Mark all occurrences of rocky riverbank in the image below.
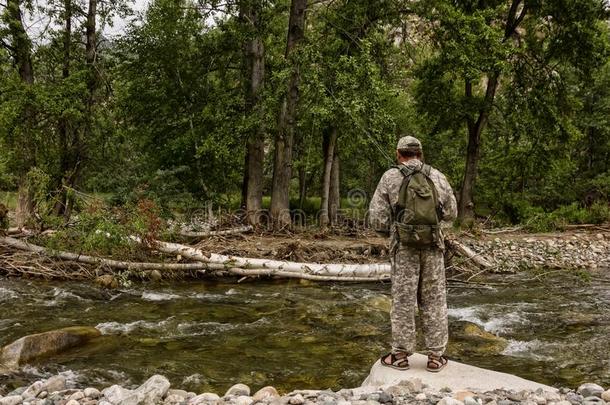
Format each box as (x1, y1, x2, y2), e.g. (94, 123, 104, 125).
(461, 231, 610, 272)
(2, 373, 610, 405)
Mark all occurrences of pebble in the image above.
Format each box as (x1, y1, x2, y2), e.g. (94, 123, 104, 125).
(0, 396, 24, 405)
(253, 386, 280, 402)
(4, 371, 609, 405)
(234, 395, 254, 405)
(164, 394, 186, 404)
(84, 387, 101, 398)
(289, 394, 305, 405)
(583, 397, 606, 405)
(226, 384, 251, 397)
(579, 384, 605, 399)
(22, 381, 44, 399)
(68, 391, 85, 401)
(438, 397, 465, 405)
(43, 376, 66, 394)
(166, 389, 188, 397)
(454, 391, 476, 401)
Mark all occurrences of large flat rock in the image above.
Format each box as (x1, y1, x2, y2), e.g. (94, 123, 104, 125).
(0, 326, 101, 369)
(359, 354, 556, 393)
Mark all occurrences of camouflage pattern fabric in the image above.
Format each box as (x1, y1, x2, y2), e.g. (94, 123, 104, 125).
(369, 158, 457, 357)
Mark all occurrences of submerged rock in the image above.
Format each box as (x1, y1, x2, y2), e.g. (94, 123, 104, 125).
(96, 275, 119, 289)
(0, 326, 101, 368)
(449, 321, 508, 355)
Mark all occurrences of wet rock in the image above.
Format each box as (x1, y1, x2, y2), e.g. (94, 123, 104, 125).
(253, 387, 279, 402)
(579, 384, 605, 399)
(96, 275, 119, 289)
(449, 322, 508, 355)
(0, 327, 101, 368)
(225, 384, 250, 397)
(0, 396, 23, 405)
(84, 388, 101, 399)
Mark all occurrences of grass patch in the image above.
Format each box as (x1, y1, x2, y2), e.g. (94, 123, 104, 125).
(0, 191, 17, 211)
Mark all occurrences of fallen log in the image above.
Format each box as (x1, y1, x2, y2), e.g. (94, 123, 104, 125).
(446, 239, 494, 270)
(0, 236, 209, 271)
(225, 268, 389, 282)
(180, 225, 253, 238)
(150, 238, 392, 278)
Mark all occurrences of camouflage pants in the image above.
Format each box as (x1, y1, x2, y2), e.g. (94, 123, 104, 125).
(390, 245, 448, 357)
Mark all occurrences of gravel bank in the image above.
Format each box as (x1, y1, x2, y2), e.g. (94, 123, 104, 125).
(2, 373, 610, 405)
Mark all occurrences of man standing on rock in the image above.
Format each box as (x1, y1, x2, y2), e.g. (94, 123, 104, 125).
(368, 135, 457, 372)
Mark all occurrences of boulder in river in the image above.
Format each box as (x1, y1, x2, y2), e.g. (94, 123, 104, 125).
(0, 326, 101, 368)
(448, 321, 508, 355)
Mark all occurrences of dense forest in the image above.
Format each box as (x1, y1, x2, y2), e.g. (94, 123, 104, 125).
(1, 0, 610, 231)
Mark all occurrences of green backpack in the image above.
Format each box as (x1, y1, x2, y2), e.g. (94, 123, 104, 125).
(394, 164, 442, 248)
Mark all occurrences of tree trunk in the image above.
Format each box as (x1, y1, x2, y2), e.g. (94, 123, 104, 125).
(458, 73, 499, 221)
(6, 0, 35, 228)
(298, 164, 307, 210)
(319, 127, 337, 227)
(458, 1, 526, 221)
(240, 0, 266, 225)
(270, 0, 307, 229)
(54, 0, 73, 217)
(329, 143, 340, 225)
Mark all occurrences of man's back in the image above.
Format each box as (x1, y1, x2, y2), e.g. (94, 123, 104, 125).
(369, 159, 457, 237)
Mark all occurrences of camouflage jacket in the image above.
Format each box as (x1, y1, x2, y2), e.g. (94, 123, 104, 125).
(368, 159, 457, 238)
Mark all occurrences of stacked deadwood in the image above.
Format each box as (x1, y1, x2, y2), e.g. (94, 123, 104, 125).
(0, 227, 493, 282)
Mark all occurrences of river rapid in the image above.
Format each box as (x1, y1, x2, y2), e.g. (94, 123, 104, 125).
(1, 271, 609, 394)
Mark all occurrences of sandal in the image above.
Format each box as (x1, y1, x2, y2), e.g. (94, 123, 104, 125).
(426, 354, 448, 372)
(380, 351, 410, 370)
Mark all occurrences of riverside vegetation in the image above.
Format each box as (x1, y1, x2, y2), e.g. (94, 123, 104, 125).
(2, 0, 610, 403)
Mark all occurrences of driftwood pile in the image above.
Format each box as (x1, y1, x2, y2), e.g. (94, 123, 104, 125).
(0, 227, 492, 283)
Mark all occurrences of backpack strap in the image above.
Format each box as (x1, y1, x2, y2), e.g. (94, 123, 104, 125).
(394, 164, 415, 178)
(421, 164, 432, 177)
(419, 164, 443, 220)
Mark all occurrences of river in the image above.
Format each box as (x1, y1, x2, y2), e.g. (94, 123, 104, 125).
(1, 271, 609, 394)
